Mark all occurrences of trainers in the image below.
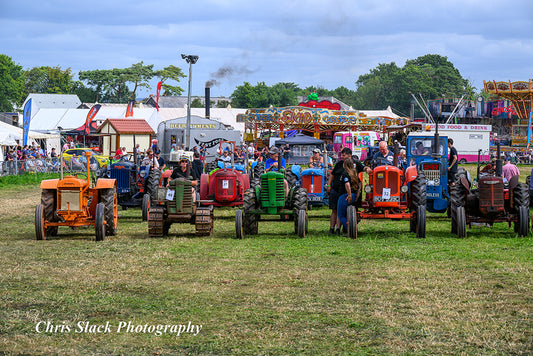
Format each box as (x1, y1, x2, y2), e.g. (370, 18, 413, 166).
(328, 227, 335, 235)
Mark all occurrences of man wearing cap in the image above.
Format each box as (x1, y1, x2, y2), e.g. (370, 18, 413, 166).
(155, 151, 166, 170)
(502, 156, 519, 182)
(265, 146, 286, 172)
(309, 148, 324, 168)
(265, 146, 289, 195)
(448, 139, 458, 184)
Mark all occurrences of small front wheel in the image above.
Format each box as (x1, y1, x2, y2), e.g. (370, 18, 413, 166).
(347, 205, 358, 239)
(235, 209, 244, 239)
(95, 203, 105, 241)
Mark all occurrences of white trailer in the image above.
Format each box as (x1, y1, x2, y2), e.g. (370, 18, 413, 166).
(409, 124, 491, 163)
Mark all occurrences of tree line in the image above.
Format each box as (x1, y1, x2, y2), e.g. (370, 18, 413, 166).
(0, 53, 476, 116)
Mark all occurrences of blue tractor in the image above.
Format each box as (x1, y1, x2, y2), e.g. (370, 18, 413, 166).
(105, 158, 160, 221)
(406, 134, 449, 213)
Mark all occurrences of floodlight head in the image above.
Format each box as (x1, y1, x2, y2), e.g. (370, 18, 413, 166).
(181, 54, 187, 60)
(181, 54, 199, 64)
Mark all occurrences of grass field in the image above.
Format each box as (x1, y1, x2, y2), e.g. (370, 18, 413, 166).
(0, 168, 532, 354)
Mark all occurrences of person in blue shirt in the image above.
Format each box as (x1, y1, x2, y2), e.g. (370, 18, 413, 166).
(265, 146, 288, 195)
(372, 141, 394, 167)
(265, 146, 286, 172)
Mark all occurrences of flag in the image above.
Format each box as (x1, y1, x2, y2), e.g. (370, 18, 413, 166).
(126, 100, 135, 117)
(156, 81, 162, 111)
(85, 104, 101, 135)
(22, 99, 32, 146)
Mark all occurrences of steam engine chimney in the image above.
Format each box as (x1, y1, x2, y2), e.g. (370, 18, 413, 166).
(205, 87, 210, 120)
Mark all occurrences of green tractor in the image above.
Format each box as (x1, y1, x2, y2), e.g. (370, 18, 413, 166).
(148, 178, 214, 237)
(235, 170, 308, 238)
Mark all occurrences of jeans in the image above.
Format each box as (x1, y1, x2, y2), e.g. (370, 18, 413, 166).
(337, 193, 356, 229)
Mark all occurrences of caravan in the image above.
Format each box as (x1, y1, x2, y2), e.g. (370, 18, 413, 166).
(332, 131, 381, 160)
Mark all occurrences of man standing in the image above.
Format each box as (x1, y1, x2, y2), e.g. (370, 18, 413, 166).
(448, 138, 458, 184)
(155, 151, 166, 170)
(192, 152, 203, 180)
(283, 144, 291, 165)
(502, 157, 520, 181)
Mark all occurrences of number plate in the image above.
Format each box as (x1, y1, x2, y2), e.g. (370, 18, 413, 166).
(382, 188, 391, 200)
(308, 195, 322, 202)
(166, 189, 175, 201)
(222, 180, 229, 189)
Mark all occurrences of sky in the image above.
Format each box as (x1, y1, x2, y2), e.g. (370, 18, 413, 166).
(1, 0, 533, 100)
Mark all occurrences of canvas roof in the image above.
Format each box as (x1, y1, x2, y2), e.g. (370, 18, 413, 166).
(98, 119, 154, 134)
(275, 133, 324, 146)
(0, 121, 57, 142)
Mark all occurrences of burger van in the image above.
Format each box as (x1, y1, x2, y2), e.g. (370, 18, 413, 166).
(408, 124, 491, 163)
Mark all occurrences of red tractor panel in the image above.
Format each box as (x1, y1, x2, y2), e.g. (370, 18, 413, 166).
(302, 174, 323, 194)
(199, 169, 249, 207)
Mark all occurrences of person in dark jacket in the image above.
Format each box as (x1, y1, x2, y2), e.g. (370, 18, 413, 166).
(191, 152, 203, 181)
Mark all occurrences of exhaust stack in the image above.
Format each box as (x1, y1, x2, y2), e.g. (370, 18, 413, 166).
(205, 87, 210, 120)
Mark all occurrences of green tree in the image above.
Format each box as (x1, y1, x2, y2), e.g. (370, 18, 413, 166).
(0, 54, 25, 111)
(71, 81, 98, 103)
(216, 100, 230, 108)
(155, 65, 186, 96)
(121, 61, 155, 100)
(78, 69, 112, 102)
(23, 66, 74, 95)
(191, 97, 204, 108)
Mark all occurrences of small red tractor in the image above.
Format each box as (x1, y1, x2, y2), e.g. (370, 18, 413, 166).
(199, 141, 250, 207)
(35, 151, 118, 241)
(348, 161, 427, 238)
(450, 147, 530, 237)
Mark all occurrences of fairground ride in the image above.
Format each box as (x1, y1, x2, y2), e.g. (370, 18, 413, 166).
(484, 80, 533, 147)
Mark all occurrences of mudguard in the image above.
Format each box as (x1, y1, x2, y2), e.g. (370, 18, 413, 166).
(40, 179, 59, 189)
(95, 178, 117, 189)
(290, 165, 302, 179)
(405, 165, 418, 184)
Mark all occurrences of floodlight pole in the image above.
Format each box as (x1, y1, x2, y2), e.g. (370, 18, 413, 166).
(181, 54, 199, 150)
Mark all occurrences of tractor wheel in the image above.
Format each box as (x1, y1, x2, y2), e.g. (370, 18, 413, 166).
(101, 188, 117, 236)
(243, 188, 258, 235)
(517, 206, 529, 237)
(41, 189, 58, 236)
(292, 187, 308, 211)
(456, 206, 467, 238)
(285, 170, 299, 188)
(450, 181, 466, 209)
(250, 177, 261, 189)
(296, 210, 307, 238)
(410, 172, 426, 209)
(35, 204, 45, 240)
(235, 209, 244, 239)
(347, 205, 358, 239)
(145, 169, 161, 199)
(512, 183, 529, 212)
(142, 194, 150, 222)
(252, 161, 265, 179)
(416, 205, 426, 238)
(527, 175, 533, 207)
(451, 207, 457, 234)
(95, 202, 105, 241)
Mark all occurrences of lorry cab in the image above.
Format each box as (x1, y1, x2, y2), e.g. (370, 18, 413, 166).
(333, 131, 381, 160)
(406, 135, 449, 213)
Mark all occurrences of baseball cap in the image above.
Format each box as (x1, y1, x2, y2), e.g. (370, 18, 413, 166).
(313, 148, 321, 154)
(269, 146, 280, 155)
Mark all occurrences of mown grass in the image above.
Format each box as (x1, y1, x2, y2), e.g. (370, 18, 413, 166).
(0, 178, 532, 355)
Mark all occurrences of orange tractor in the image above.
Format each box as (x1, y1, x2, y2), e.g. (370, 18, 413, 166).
(35, 151, 118, 241)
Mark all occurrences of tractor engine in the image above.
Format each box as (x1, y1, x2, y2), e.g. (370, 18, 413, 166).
(260, 171, 286, 214)
(477, 175, 505, 215)
(369, 166, 403, 207)
(211, 170, 239, 203)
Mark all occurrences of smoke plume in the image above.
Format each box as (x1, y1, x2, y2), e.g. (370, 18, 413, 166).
(205, 65, 254, 87)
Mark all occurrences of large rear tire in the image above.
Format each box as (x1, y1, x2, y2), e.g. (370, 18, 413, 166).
(235, 209, 244, 239)
(285, 170, 299, 188)
(41, 189, 58, 236)
(35, 204, 45, 240)
(145, 168, 161, 199)
(101, 188, 118, 236)
(95, 203, 105, 241)
(456, 206, 467, 238)
(142, 193, 150, 222)
(411, 172, 427, 209)
(291, 187, 308, 211)
(347, 205, 357, 239)
(513, 183, 529, 211)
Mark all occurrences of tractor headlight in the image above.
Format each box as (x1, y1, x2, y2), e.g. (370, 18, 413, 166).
(364, 185, 372, 193)
(434, 178, 440, 185)
(400, 185, 409, 193)
(139, 170, 147, 178)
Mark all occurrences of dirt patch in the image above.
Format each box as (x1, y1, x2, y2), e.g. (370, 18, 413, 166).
(0, 186, 41, 219)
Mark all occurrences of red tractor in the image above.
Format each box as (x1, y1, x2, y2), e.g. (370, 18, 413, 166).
(199, 141, 250, 207)
(347, 163, 427, 238)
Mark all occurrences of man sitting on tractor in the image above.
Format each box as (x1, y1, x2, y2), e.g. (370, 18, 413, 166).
(372, 141, 394, 167)
(170, 156, 198, 201)
(265, 146, 289, 196)
(309, 148, 324, 168)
